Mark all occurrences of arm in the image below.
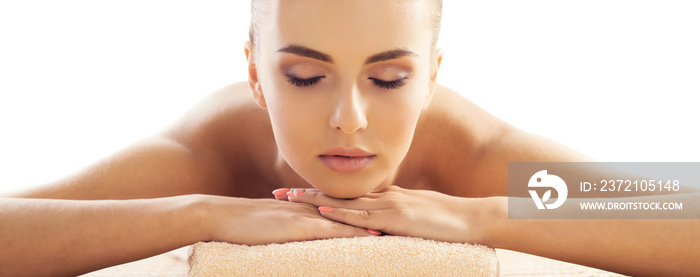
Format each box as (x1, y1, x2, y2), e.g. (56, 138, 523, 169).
(472, 118, 700, 275)
(0, 194, 375, 276)
(0, 195, 204, 277)
(0, 85, 242, 274)
(485, 194, 700, 277)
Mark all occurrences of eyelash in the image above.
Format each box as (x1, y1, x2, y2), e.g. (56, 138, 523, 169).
(286, 75, 325, 87)
(369, 77, 407, 90)
(285, 74, 408, 90)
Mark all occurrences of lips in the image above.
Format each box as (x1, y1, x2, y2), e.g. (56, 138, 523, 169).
(321, 147, 373, 157)
(319, 147, 376, 173)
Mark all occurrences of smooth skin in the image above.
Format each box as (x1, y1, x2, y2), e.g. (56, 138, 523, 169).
(2, 0, 699, 276)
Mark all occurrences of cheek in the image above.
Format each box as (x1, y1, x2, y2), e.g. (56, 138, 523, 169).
(371, 92, 424, 159)
(377, 114, 414, 145)
(265, 89, 325, 163)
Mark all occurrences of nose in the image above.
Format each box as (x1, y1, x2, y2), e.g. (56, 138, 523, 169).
(328, 85, 368, 134)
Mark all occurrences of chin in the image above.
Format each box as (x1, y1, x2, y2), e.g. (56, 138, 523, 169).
(294, 160, 390, 198)
(308, 177, 381, 199)
(319, 188, 368, 199)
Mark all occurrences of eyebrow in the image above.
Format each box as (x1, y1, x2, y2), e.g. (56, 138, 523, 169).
(277, 45, 333, 63)
(364, 49, 417, 64)
(276, 45, 417, 65)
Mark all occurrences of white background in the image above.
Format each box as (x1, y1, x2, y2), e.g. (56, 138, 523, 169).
(1, 1, 698, 195)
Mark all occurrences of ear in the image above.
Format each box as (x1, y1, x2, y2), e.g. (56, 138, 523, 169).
(245, 41, 267, 109)
(424, 48, 444, 111)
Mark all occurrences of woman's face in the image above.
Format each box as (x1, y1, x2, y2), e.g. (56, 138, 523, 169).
(248, 0, 441, 198)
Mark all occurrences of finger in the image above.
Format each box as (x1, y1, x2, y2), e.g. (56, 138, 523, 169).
(315, 219, 381, 239)
(367, 229, 383, 235)
(272, 188, 291, 201)
(284, 188, 307, 201)
(317, 206, 387, 232)
(287, 188, 380, 209)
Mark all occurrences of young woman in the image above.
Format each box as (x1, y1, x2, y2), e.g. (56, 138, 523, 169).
(1, 0, 697, 276)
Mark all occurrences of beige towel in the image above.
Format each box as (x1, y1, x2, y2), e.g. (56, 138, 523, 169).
(188, 236, 499, 276)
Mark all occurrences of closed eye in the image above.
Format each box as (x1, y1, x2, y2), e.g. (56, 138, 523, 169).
(369, 77, 407, 89)
(286, 74, 325, 87)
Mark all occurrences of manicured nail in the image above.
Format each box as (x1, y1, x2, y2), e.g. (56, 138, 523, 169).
(319, 206, 334, 212)
(367, 229, 382, 236)
(287, 189, 305, 197)
(272, 188, 290, 197)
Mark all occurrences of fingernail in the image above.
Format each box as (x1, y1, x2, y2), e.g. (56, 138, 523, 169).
(367, 229, 382, 236)
(272, 188, 290, 197)
(319, 206, 334, 213)
(287, 189, 305, 197)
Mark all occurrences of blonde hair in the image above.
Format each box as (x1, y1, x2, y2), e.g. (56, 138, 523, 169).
(248, 0, 443, 53)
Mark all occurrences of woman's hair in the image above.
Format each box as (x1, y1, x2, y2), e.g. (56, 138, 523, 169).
(248, 0, 443, 53)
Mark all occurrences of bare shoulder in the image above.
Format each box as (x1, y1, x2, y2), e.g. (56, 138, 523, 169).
(165, 82, 271, 152)
(15, 82, 272, 200)
(410, 84, 592, 197)
(406, 84, 511, 196)
(420, 84, 510, 150)
(163, 82, 276, 197)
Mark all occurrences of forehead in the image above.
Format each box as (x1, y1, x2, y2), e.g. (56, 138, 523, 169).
(259, 0, 433, 61)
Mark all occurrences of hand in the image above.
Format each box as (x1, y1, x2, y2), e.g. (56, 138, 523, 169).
(272, 186, 492, 244)
(195, 194, 377, 245)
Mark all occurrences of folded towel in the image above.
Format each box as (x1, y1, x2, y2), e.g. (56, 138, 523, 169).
(188, 236, 498, 276)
